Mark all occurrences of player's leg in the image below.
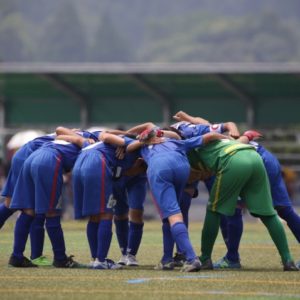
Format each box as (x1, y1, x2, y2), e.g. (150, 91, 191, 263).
(87, 215, 100, 265)
(9, 209, 37, 267)
(242, 151, 298, 271)
(126, 176, 146, 266)
(0, 197, 15, 229)
(214, 207, 243, 269)
(276, 206, 300, 243)
(30, 214, 51, 266)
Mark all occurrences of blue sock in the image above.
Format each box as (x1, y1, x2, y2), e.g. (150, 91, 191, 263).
(114, 219, 129, 255)
(0, 204, 15, 229)
(86, 221, 99, 259)
(45, 216, 66, 261)
(13, 213, 34, 259)
(97, 219, 113, 262)
(220, 214, 229, 246)
(162, 220, 174, 263)
(127, 221, 144, 256)
(30, 214, 46, 259)
(277, 206, 300, 243)
(170, 222, 196, 263)
(225, 208, 243, 262)
(180, 192, 192, 228)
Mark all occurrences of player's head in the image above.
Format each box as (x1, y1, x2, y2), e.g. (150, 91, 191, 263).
(137, 127, 163, 143)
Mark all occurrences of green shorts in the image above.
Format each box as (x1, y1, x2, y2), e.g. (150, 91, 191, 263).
(207, 149, 276, 216)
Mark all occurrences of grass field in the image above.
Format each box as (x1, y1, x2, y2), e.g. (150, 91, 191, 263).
(0, 219, 300, 300)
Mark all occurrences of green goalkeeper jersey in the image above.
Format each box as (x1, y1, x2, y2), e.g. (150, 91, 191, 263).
(188, 139, 254, 172)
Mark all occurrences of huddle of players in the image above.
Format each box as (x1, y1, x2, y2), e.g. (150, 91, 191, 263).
(0, 111, 299, 271)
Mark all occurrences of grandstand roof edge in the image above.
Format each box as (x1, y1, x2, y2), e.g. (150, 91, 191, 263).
(1, 62, 300, 74)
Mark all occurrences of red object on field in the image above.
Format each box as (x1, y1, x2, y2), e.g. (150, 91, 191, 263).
(242, 130, 263, 141)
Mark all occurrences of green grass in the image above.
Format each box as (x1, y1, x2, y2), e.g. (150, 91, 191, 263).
(0, 220, 300, 300)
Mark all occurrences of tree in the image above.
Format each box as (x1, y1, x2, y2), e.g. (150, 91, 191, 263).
(38, 0, 87, 62)
(89, 13, 133, 62)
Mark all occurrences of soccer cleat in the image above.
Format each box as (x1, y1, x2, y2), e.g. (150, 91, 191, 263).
(199, 257, 214, 270)
(53, 255, 86, 268)
(31, 256, 52, 267)
(9, 255, 38, 268)
(173, 252, 186, 267)
(180, 257, 201, 272)
(126, 254, 139, 266)
(93, 258, 123, 270)
(213, 256, 241, 269)
(117, 255, 128, 266)
(154, 260, 175, 271)
(283, 260, 299, 271)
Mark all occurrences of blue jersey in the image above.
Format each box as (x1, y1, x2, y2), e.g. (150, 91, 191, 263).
(73, 136, 132, 218)
(139, 136, 204, 219)
(140, 136, 204, 165)
(171, 121, 224, 139)
(1, 133, 56, 197)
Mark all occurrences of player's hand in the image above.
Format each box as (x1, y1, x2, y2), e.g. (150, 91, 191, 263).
(173, 111, 186, 121)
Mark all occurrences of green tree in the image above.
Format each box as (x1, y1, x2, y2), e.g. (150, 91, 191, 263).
(39, 0, 87, 62)
(89, 13, 133, 62)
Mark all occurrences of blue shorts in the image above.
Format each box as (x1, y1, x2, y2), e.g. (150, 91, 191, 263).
(10, 148, 63, 214)
(113, 174, 147, 216)
(1, 145, 34, 197)
(147, 153, 190, 219)
(73, 150, 113, 219)
(261, 150, 292, 207)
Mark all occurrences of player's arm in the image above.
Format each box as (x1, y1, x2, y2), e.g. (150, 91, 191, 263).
(173, 111, 210, 125)
(222, 122, 240, 139)
(56, 126, 79, 136)
(55, 134, 94, 147)
(202, 132, 231, 144)
(126, 122, 156, 135)
(99, 132, 127, 146)
(126, 140, 143, 152)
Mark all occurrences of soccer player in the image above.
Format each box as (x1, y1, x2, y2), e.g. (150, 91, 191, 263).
(126, 123, 228, 271)
(113, 171, 147, 266)
(8, 133, 94, 268)
(165, 112, 240, 267)
(0, 132, 56, 266)
(72, 132, 135, 269)
(188, 136, 298, 271)
(214, 130, 300, 269)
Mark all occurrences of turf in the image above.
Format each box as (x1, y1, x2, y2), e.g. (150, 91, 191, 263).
(0, 219, 300, 300)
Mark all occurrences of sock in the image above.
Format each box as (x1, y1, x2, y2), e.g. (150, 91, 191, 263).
(200, 210, 220, 262)
(45, 216, 66, 261)
(114, 219, 129, 255)
(97, 219, 113, 262)
(127, 221, 144, 256)
(260, 214, 292, 263)
(276, 206, 300, 243)
(30, 214, 46, 259)
(170, 222, 196, 263)
(0, 204, 15, 229)
(180, 192, 192, 228)
(220, 214, 228, 245)
(86, 221, 99, 259)
(161, 220, 174, 263)
(13, 212, 34, 259)
(225, 208, 243, 262)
